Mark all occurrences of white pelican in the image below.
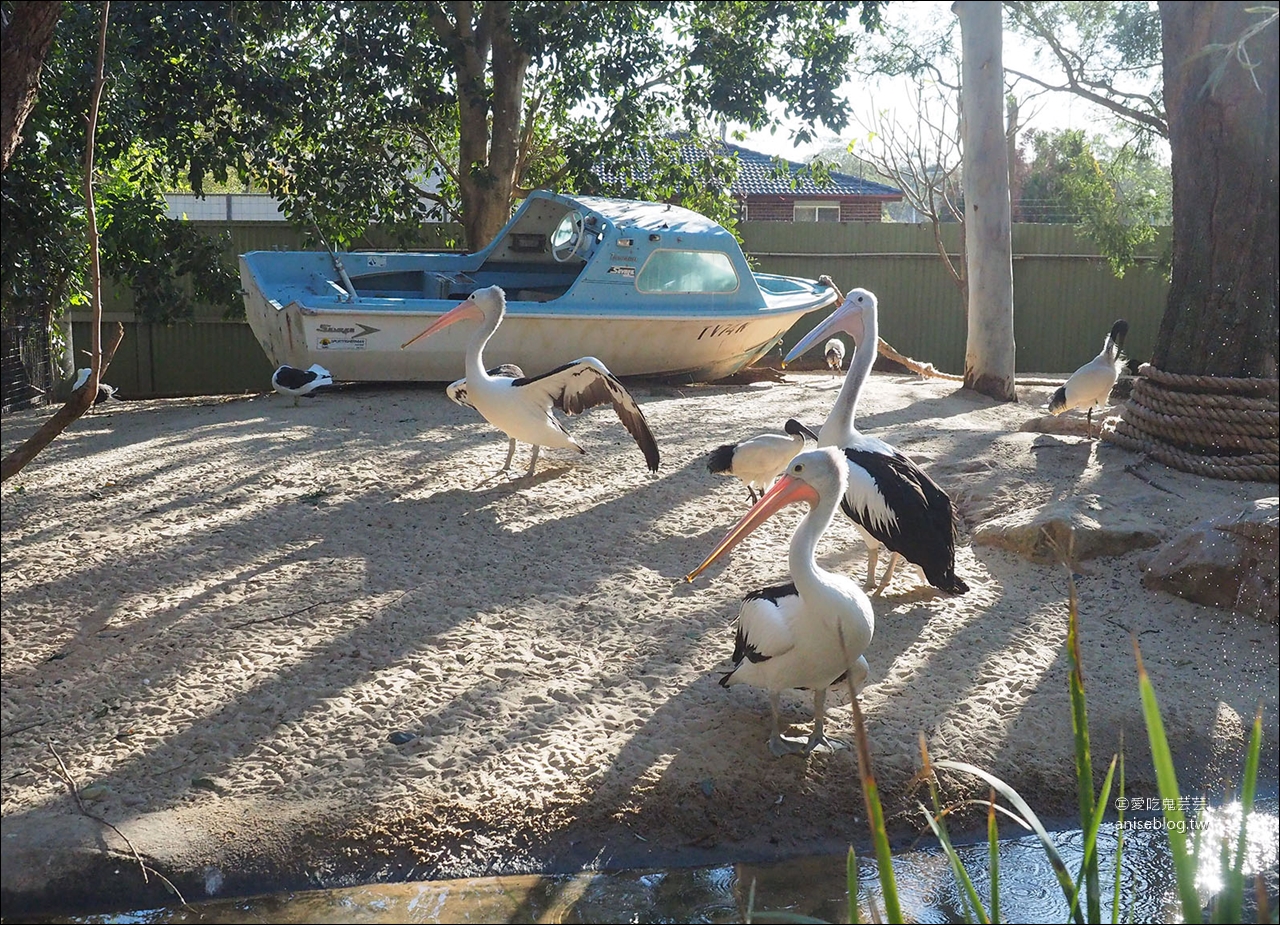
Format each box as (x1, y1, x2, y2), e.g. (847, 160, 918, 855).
(271, 364, 333, 405)
(824, 338, 846, 374)
(687, 447, 874, 757)
(785, 289, 968, 596)
(1049, 319, 1129, 433)
(445, 364, 525, 410)
(707, 419, 808, 505)
(402, 286, 659, 478)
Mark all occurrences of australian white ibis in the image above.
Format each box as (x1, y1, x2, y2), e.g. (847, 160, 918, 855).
(402, 285, 659, 479)
(785, 288, 968, 596)
(687, 447, 874, 757)
(824, 338, 846, 374)
(72, 368, 121, 406)
(271, 364, 333, 405)
(707, 419, 808, 504)
(1048, 319, 1129, 433)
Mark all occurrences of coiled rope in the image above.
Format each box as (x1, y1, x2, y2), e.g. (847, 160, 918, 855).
(1102, 363, 1279, 482)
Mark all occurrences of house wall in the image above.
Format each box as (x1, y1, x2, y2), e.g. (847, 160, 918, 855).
(61, 220, 1169, 397)
(742, 198, 887, 222)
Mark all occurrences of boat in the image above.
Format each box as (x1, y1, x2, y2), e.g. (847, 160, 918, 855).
(240, 190, 837, 382)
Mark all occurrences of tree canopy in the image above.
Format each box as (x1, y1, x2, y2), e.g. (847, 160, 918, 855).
(2, 0, 888, 339)
(1013, 127, 1169, 274)
(1004, 1, 1166, 141)
(233, 1, 887, 249)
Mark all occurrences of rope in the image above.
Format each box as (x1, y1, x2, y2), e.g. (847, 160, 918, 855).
(1102, 363, 1279, 483)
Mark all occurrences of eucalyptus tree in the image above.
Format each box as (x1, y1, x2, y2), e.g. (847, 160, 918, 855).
(1154, 1, 1277, 378)
(955, 0, 1015, 401)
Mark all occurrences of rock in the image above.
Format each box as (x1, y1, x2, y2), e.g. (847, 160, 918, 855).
(190, 775, 231, 795)
(1019, 414, 1106, 437)
(1141, 497, 1278, 621)
(78, 784, 109, 802)
(972, 494, 1164, 563)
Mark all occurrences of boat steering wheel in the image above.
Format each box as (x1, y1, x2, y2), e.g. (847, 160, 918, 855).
(551, 210, 590, 263)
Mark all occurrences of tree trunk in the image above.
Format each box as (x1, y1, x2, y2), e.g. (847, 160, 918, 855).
(0, 0, 62, 173)
(1153, 2, 1278, 378)
(955, 1, 1017, 401)
(441, 0, 528, 250)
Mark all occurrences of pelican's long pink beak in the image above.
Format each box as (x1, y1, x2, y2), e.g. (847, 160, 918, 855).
(685, 473, 820, 582)
(784, 302, 867, 365)
(400, 300, 485, 349)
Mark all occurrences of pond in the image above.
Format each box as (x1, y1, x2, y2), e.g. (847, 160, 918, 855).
(24, 800, 1278, 925)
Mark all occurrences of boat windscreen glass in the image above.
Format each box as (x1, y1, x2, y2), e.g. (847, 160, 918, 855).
(635, 250, 739, 294)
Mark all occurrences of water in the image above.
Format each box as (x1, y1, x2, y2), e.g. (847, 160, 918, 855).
(20, 801, 1278, 924)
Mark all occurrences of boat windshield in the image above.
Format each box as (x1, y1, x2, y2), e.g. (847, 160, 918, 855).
(635, 249, 739, 294)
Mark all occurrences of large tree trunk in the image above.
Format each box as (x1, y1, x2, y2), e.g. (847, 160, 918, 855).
(435, 0, 527, 250)
(1153, 2, 1278, 378)
(955, 0, 1017, 401)
(0, 0, 62, 173)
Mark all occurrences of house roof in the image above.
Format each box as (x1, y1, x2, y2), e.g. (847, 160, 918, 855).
(713, 141, 903, 199)
(593, 137, 904, 201)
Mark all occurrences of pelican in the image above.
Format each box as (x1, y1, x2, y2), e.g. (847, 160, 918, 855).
(824, 338, 846, 374)
(402, 286, 659, 478)
(445, 364, 525, 410)
(271, 364, 333, 406)
(785, 288, 968, 596)
(1049, 319, 1129, 434)
(687, 447, 874, 757)
(707, 419, 808, 505)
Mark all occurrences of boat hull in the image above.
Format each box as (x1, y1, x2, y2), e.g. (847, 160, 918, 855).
(242, 277, 820, 382)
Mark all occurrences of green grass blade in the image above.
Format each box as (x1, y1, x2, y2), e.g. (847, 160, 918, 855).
(918, 800, 989, 924)
(988, 791, 1000, 925)
(849, 691, 902, 923)
(916, 735, 986, 923)
(848, 846, 860, 925)
(1133, 641, 1200, 924)
(1112, 751, 1125, 924)
(1068, 754, 1119, 922)
(1219, 704, 1264, 924)
(934, 758, 1084, 924)
(1066, 577, 1101, 923)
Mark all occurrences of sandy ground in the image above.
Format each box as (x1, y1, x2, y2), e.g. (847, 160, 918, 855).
(2, 370, 1277, 916)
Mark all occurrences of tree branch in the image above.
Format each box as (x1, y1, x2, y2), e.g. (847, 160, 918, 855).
(1005, 67, 1168, 137)
(1, 324, 124, 482)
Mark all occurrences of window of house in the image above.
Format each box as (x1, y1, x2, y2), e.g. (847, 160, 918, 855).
(794, 201, 841, 222)
(636, 250, 739, 294)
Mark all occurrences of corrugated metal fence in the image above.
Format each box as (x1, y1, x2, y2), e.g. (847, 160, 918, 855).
(744, 222, 1168, 375)
(72, 220, 1168, 397)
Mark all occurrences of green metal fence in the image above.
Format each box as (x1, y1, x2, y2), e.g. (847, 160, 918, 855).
(72, 220, 1168, 397)
(743, 222, 1168, 375)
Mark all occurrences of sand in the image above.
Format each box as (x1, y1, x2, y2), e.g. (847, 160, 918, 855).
(2, 371, 1276, 915)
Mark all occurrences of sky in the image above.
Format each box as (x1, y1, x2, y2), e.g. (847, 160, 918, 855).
(733, 1, 1162, 164)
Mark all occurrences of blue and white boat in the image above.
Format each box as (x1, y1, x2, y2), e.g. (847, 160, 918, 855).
(240, 190, 837, 382)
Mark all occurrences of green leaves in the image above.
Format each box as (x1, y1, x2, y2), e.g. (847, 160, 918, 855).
(1014, 128, 1168, 276)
